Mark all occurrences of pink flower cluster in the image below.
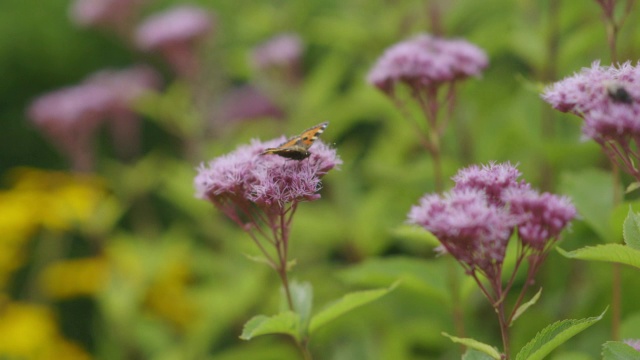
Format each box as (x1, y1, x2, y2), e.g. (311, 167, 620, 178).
(542, 61, 640, 180)
(195, 137, 341, 212)
(28, 66, 160, 170)
(408, 162, 576, 276)
(367, 34, 488, 94)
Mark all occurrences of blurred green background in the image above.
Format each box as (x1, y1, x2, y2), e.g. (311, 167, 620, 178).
(1, 0, 640, 359)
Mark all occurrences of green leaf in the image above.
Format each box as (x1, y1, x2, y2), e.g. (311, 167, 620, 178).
(627, 182, 640, 194)
(463, 349, 500, 360)
(511, 288, 542, 325)
(240, 311, 301, 341)
(557, 244, 640, 269)
(391, 224, 441, 247)
(288, 281, 313, 334)
(515, 309, 607, 360)
(560, 169, 615, 242)
(338, 257, 450, 304)
(624, 207, 640, 250)
(308, 284, 396, 334)
(602, 341, 640, 360)
(442, 333, 501, 359)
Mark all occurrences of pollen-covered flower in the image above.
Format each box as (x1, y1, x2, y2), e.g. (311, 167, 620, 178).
(367, 33, 488, 94)
(542, 61, 640, 180)
(135, 6, 214, 76)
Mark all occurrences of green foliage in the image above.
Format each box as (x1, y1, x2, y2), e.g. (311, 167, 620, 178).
(515, 309, 607, 360)
(601, 342, 640, 360)
(558, 245, 640, 269)
(624, 207, 640, 250)
(442, 333, 501, 359)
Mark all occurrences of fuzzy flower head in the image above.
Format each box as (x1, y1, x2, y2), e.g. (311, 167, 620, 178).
(453, 162, 529, 206)
(195, 137, 340, 216)
(542, 61, 640, 143)
(367, 33, 488, 94)
(135, 6, 214, 76)
(70, 0, 145, 30)
(251, 33, 303, 71)
(503, 189, 577, 250)
(408, 162, 576, 275)
(408, 188, 517, 275)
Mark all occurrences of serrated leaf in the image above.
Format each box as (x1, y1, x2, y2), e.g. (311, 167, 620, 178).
(463, 349, 499, 360)
(442, 333, 501, 359)
(511, 288, 542, 325)
(557, 245, 640, 269)
(602, 341, 640, 360)
(240, 311, 301, 341)
(624, 207, 640, 250)
(515, 309, 607, 360)
(308, 285, 395, 334)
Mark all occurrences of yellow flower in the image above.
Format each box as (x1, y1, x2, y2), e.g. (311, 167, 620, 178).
(0, 302, 91, 360)
(39, 257, 109, 299)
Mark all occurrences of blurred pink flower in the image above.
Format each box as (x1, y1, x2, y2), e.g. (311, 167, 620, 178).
(27, 65, 161, 168)
(367, 34, 488, 94)
(70, 0, 145, 30)
(251, 33, 303, 70)
(135, 5, 214, 77)
(624, 339, 640, 351)
(215, 85, 284, 123)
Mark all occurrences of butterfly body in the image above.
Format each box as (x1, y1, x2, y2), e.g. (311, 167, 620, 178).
(605, 81, 633, 104)
(261, 122, 328, 160)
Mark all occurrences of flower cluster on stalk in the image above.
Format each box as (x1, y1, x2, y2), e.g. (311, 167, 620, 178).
(408, 162, 576, 287)
(194, 137, 341, 269)
(542, 61, 640, 181)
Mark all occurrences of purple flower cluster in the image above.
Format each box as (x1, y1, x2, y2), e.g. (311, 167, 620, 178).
(135, 6, 214, 76)
(195, 137, 341, 214)
(542, 61, 640, 180)
(251, 33, 303, 71)
(367, 34, 488, 94)
(28, 66, 160, 170)
(70, 0, 145, 30)
(408, 162, 576, 276)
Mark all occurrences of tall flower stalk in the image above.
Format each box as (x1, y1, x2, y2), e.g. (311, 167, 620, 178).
(367, 33, 488, 192)
(194, 136, 340, 357)
(408, 162, 576, 358)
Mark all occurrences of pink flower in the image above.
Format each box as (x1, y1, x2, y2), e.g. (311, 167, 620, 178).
(195, 137, 341, 208)
(70, 0, 145, 30)
(27, 65, 161, 168)
(251, 33, 303, 70)
(408, 162, 575, 277)
(367, 34, 488, 94)
(215, 85, 284, 123)
(135, 6, 214, 76)
(542, 61, 640, 180)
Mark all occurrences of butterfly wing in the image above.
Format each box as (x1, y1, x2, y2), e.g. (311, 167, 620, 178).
(261, 122, 328, 160)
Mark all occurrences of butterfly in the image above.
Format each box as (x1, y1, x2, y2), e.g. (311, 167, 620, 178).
(261, 122, 329, 160)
